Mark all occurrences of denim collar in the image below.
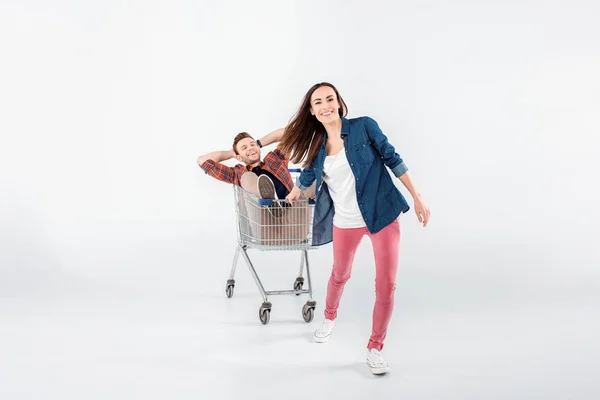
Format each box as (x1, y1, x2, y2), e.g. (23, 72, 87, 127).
(341, 116, 350, 137)
(322, 117, 351, 143)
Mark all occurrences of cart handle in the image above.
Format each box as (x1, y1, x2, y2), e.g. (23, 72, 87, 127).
(255, 168, 314, 205)
(258, 198, 315, 206)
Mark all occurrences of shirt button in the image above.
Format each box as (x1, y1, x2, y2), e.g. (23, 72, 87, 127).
(355, 177, 358, 180)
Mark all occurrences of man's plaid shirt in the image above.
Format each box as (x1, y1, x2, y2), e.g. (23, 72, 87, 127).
(199, 148, 294, 192)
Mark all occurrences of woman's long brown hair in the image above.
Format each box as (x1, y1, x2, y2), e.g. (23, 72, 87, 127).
(279, 82, 348, 167)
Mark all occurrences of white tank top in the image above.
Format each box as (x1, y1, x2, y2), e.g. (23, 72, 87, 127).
(322, 149, 366, 228)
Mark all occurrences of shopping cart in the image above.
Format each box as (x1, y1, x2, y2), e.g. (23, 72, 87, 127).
(225, 169, 317, 325)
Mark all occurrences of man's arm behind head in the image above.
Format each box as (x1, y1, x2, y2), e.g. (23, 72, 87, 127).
(197, 148, 243, 185)
(197, 149, 236, 166)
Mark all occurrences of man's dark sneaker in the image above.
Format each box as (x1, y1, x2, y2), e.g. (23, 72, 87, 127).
(257, 175, 282, 218)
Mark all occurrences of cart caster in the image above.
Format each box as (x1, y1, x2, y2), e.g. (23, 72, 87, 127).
(225, 279, 235, 298)
(259, 302, 272, 325)
(293, 277, 304, 295)
(302, 300, 316, 323)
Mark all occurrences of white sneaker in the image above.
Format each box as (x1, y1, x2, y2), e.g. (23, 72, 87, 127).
(366, 349, 390, 375)
(313, 319, 335, 343)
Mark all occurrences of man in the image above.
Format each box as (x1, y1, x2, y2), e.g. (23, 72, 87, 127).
(197, 129, 293, 207)
(197, 129, 315, 245)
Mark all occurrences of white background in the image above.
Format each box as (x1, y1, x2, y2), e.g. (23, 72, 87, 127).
(1, 1, 599, 399)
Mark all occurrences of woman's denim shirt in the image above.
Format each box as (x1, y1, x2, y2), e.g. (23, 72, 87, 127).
(296, 116, 411, 246)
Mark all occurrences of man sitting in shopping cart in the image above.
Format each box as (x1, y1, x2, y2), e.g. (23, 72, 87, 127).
(196, 129, 315, 245)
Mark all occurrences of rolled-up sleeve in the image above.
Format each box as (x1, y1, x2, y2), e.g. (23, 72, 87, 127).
(200, 159, 239, 184)
(296, 164, 316, 190)
(364, 117, 408, 177)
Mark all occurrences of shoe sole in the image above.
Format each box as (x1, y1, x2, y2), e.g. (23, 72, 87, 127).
(257, 175, 276, 199)
(313, 335, 330, 343)
(257, 176, 283, 218)
(369, 366, 390, 375)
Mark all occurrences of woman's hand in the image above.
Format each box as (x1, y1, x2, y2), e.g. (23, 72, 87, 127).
(414, 196, 430, 227)
(397, 173, 430, 227)
(286, 185, 302, 204)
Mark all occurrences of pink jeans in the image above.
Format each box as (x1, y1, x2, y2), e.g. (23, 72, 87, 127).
(324, 219, 400, 351)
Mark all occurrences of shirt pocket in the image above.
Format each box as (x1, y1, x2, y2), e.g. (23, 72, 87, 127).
(353, 140, 376, 164)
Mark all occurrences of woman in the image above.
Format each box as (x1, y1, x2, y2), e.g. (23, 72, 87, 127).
(279, 82, 430, 375)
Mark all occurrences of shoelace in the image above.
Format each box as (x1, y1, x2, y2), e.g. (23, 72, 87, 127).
(316, 321, 331, 334)
(369, 352, 387, 367)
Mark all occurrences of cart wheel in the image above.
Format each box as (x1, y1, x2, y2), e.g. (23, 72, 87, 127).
(293, 277, 304, 295)
(259, 302, 272, 325)
(225, 279, 235, 298)
(302, 303, 314, 323)
(259, 309, 270, 325)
